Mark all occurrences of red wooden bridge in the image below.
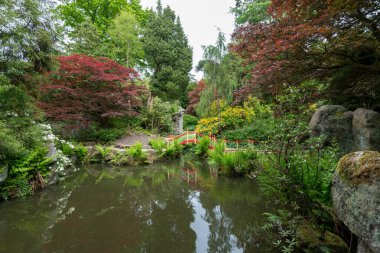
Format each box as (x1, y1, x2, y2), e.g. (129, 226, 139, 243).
(166, 131, 258, 150)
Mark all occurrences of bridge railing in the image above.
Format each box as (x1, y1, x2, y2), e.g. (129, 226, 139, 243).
(166, 131, 258, 150)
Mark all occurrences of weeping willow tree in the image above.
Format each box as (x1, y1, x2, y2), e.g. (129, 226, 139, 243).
(196, 31, 241, 132)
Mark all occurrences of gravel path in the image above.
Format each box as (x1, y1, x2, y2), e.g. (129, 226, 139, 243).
(115, 132, 158, 149)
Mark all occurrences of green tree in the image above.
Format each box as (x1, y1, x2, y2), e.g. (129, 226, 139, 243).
(0, 0, 57, 166)
(108, 11, 144, 68)
(143, 1, 193, 106)
(64, 3, 145, 68)
(58, 0, 147, 32)
(231, 0, 271, 25)
(67, 21, 109, 57)
(196, 31, 241, 130)
(0, 0, 58, 80)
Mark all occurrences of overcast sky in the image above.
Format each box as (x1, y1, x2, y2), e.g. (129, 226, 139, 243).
(140, 0, 236, 80)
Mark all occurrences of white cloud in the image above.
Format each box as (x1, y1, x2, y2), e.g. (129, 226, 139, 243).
(140, 0, 236, 80)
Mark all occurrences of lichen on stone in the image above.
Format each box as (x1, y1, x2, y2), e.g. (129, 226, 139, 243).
(336, 151, 380, 185)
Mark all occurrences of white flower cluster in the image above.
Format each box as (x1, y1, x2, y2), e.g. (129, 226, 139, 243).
(40, 123, 58, 142)
(60, 139, 75, 149)
(4, 111, 19, 117)
(39, 123, 77, 176)
(51, 150, 72, 176)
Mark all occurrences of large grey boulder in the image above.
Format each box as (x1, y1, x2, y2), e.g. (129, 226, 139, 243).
(353, 108, 380, 151)
(0, 166, 8, 183)
(332, 151, 380, 253)
(310, 105, 354, 153)
(310, 106, 380, 153)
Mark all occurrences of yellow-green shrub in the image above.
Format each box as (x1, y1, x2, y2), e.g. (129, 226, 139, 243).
(196, 105, 255, 135)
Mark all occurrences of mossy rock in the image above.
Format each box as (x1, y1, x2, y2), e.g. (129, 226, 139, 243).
(332, 151, 380, 253)
(297, 222, 348, 253)
(336, 151, 380, 185)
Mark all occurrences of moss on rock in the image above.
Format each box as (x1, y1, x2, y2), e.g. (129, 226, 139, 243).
(296, 222, 348, 253)
(336, 151, 380, 185)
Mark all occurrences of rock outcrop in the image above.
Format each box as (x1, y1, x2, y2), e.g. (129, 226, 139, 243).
(332, 151, 380, 253)
(353, 109, 380, 151)
(310, 106, 380, 153)
(310, 105, 354, 153)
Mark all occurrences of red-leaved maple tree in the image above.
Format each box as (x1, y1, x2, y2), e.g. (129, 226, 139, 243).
(39, 54, 147, 127)
(232, 0, 380, 109)
(186, 80, 207, 115)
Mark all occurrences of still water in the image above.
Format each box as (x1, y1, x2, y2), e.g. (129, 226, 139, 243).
(0, 155, 271, 253)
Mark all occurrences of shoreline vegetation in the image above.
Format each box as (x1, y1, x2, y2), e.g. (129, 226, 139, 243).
(1, 0, 379, 252)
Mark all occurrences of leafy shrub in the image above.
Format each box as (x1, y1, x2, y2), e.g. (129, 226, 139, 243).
(196, 105, 255, 135)
(60, 141, 75, 156)
(149, 138, 166, 156)
(75, 126, 127, 143)
(207, 141, 258, 176)
(257, 141, 338, 208)
(0, 122, 27, 165)
(93, 145, 113, 163)
(223, 118, 276, 142)
(183, 114, 198, 131)
(96, 128, 127, 142)
(221, 106, 254, 128)
(110, 152, 130, 166)
(0, 147, 53, 200)
(126, 142, 147, 162)
(74, 143, 88, 163)
(163, 139, 183, 158)
(0, 119, 45, 167)
(261, 209, 300, 253)
(140, 97, 177, 133)
(196, 117, 223, 135)
(194, 136, 210, 157)
(256, 115, 340, 228)
(220, 150, 258, 176)
(208, 140, 225, 167)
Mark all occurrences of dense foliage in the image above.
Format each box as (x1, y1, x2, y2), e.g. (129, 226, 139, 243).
(232, 0, 380, 110)
(0, 0, 58, 80)
(140, 96, 177, 133)
(185, 80, 206, 115)
(196, 32, 243, 118)
(58, 0, 147, 32)
(39, 54, 146, 128)
(143, 1, 193, 105)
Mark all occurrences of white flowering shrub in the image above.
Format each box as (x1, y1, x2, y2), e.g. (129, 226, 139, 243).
(39, 123, 76, 177)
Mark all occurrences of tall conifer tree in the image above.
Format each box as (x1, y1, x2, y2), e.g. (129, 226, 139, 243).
(143, 1, 193, 106)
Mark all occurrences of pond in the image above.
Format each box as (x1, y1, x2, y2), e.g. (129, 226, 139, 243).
(0, 154, 273, 253)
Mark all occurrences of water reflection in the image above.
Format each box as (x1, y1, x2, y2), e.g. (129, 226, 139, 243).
(0, 154, 270, 253)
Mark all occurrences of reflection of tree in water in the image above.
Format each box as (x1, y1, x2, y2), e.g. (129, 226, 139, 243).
(104, 164, 197, 253)
(0, 172, 88, 253)
(199, 191, 235, 253)
(138, 187, 196, 253)
(199, 177, 267, 253)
